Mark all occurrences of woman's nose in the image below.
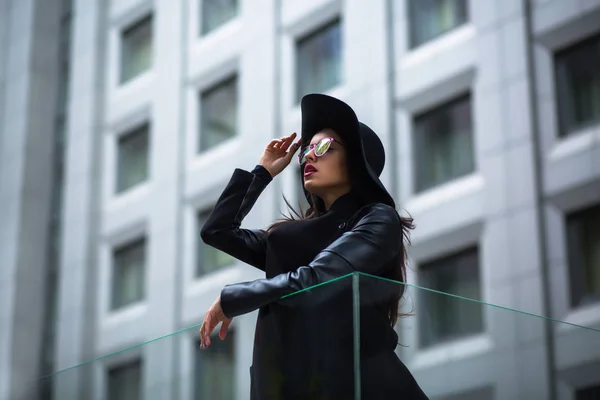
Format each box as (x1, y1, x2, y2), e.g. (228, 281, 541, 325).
(305, 147, 316, 162)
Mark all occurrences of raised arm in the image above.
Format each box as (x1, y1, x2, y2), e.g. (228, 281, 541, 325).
(219, 204, 402, 318)
(200, 165, 272, 271)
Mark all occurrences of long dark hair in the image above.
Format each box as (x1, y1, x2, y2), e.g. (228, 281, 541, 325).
(264, 169, 415, 327)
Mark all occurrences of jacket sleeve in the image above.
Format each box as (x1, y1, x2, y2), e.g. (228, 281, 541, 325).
(200, 165, 272, 272)
(220, 204, 402, 318)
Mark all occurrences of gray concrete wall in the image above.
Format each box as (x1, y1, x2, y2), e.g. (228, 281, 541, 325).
(0, 0, 62, 398)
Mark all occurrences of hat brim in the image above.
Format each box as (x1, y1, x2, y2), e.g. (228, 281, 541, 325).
(299, 94, 396, 209)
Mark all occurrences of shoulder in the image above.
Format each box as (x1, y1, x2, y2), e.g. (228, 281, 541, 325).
(349, 203, 401, 233)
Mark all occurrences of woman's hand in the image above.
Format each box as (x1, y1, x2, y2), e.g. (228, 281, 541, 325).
(258, 132, 301, 178)
(199, 296, 232, 350)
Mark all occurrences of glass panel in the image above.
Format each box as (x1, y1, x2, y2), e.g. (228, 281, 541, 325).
(111, 238, 146, 310)
(199, 76, 238, 152)
(358, 273, 600, 399)
(195, 331, 235, 399)
(296, 19, 342, 103)
(567, 203, 600, 307)
(27, 274, 600, 400)
(120, 15, 153, 84)
(116, 124, 149, 194)
(197, 210, 235, 276)
(201, 0, 238, 36)
(408, 0, 468, 48)
(555, 33, 600, 136)
(414, 94, 474, 192)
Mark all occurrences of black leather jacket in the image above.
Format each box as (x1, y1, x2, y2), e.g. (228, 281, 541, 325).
(201, 166, 428, 400)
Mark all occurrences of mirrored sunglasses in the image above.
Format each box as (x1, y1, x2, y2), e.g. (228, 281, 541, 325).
(298, 137, 337, 165)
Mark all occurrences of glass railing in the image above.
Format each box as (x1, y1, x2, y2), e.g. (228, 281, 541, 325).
(25, 273, 600, 399)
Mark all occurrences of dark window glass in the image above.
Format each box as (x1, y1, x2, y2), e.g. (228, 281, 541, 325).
(566, 204, 600, 308)
(408, 0, 468, 48)
(195, 331, 235, 399)
(117, 124, 149, 193)
(199, 76, 238, 152)
(111, 238, 146, 310)
(555, 33, 600, 136)
(413, 94, 474, 192)
(108, 360, 142, 400)
(120, 15, 153, 84)
(201, 0, 238, 35)
(418, 247, 483, 348)
(296, 19, 342, 103)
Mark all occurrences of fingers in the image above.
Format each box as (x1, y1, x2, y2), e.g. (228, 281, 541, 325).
(268, 133, 297, 151)
(219, 319, 232, 340)
(285, 140, 301, 161)
(199, 314, 216, 349)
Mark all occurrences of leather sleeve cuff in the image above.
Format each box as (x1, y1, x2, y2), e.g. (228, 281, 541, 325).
(251, 165, 273, 183)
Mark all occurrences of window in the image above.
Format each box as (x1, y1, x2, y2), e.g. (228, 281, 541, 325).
(199, 76, 238, 152)
(566, 204, 600, 308)
(107, 360, 142, 400)
(111, 238, 146, 310)
(413, 94, 474, 193)
(418, 247, 483, 348)
(197, 210, 234, 277)
(407, 0, 468, 48)
(296, 18, 342, 103)
(195, 331, 235, 400)
(116, 124, 149, 194)
(555, 33, 600, 136)
(577, 384, 600, 400)
(120, 15, 153, 84)
(201, 0, 238, 36)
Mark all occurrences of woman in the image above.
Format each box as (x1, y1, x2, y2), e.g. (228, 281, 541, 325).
(199, 94, 428, 399)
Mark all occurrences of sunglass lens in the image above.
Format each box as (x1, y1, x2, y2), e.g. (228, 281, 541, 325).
(315, 139, 331, 156)
(298, 147, 309, 164)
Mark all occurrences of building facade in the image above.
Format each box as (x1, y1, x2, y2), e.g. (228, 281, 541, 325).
(1, 0, 599, 399)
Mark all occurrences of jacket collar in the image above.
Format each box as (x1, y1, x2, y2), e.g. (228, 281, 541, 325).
(324, 192, 361, 220)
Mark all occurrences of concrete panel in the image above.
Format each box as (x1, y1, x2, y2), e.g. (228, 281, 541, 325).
(473, 87, 505, 155)
(500, 16, 528, 81)
(482, 217, 511, 284)
(470, 0, 500, 31)
(476, 29, 502, 91)
(479, 153, 509, 217)
(505, 141, 536, 209)
(507, 206, 541, 278)
(505, 79, 533, 145)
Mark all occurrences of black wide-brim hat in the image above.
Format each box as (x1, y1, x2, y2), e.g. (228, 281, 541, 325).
(300, 93, 396, 209)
